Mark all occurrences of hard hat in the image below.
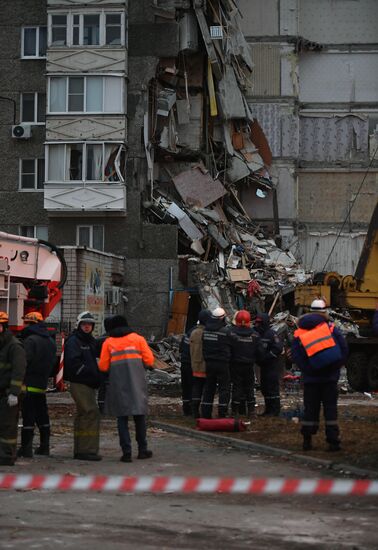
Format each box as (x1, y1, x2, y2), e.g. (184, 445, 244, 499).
(212, 307, 226, 319)
(310, 299, 327, 312)
(23, 311, 44, 323)
(235, 310, 251, 327)
(76, 311, 96, 328)
(0, 311, 9, 324)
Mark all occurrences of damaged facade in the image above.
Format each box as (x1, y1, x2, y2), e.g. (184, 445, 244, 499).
(0, 0, 377, 336)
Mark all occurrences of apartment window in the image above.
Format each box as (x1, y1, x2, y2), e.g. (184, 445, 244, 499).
(48, 12, 126, 47)
(77, 225, 104, 251)
(20, 225, 49, 240)
(51, 15, 67, 45)
(46, 142, 125, 182)
(22, 26, 47, 58)
(21, 93, 45, 123)
(106, 14, 121, 45)
(20, 159, 45, 190)
(49, 76, 123, 113)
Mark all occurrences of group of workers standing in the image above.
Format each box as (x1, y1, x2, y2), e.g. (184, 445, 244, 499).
(180, 307, 284, 420)
(182, 299, 349, 452)
(0, 296, 359, 466)
(0, 311, 155, 466)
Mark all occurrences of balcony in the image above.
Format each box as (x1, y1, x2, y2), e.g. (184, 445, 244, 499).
(44, 182, 126, 214)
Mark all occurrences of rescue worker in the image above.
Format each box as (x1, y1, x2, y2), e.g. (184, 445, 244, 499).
(98, 315, 155, 462)
(17, 312, 57, 457)
(291, 299, 348, 452)
(0, 312, 26, 466)
(229, 310, 260, 418)
(201, 307, 231, 419)
(189, 309, 211, 418)
(179, 323, 196, 416)
(64, 311, 102, 461)
(254, 313, 284, 416)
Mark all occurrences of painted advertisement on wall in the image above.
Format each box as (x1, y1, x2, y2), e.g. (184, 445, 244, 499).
(84, 262, 105, 336)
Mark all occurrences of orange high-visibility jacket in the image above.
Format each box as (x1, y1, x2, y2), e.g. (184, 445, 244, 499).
(99, 332, 154, 416)
(294, 322, 336, 358)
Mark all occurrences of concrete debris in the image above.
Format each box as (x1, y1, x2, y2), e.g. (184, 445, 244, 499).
(143, 1, 313, 321)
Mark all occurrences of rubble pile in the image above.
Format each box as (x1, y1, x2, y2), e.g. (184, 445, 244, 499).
(143, 1, 311, 315)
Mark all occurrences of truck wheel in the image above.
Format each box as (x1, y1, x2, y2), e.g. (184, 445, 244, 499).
(367, 353, 378, 391)
(346, 352, 369, 392)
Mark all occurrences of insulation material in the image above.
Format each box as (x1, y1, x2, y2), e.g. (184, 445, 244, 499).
(172, 164, 227, 208)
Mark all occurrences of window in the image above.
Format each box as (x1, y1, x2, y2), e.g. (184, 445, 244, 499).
(48, 12, 126, 47)
(21, 93, 45, 123)
(20, 226, 49, 240)
(51, 15, 67, 45)
(20, 159, 45, 190)
(77, 225, 104, 250)
(22, 26, 47, 58)
(46, 142, 125, 183)
(48, 76, 123, 113)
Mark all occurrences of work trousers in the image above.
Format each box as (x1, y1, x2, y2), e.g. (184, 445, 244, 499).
(231, 362, 255, 416)
(97, 379, 108, 414)
(301, 382, 339, 444)
(180, 361, 193, 415)
(191, 376, 206, 418)
(260, 360, 281, 415)
(70, 383, 100, 456)
(117, 415, 147, 455)
(201, 362, 230, 419)
(21, 392, 50, 432)
(0, 394, 19, 465)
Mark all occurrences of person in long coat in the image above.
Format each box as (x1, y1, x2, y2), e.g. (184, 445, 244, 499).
(98, 315, 155, 462)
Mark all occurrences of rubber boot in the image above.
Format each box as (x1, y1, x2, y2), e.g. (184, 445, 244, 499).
(327, 440, 341, 452)
(17, 428, 34, 458)
(35, 426, 50, 456)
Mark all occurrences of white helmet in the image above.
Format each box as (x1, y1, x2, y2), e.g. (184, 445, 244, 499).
(310, 299, 327, 312)
(76, 311, 96, 328)
(212, 307, 226, 319)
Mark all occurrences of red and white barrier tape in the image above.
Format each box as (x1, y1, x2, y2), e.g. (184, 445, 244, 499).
(0, 475, 377, 495)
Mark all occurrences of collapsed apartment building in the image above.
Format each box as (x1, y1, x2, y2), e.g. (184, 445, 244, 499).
(140, 0, 310, 333)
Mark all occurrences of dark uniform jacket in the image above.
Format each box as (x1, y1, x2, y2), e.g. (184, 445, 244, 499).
(179, 326, 196, 365)
(64, 328, 102, 388)
(255, 314, 283, 366)
(373, 310, 378, 336)
(21, 323, 57, 390)
(202, 318, 231, 364)
(228, 325, 260, 365)
(291, 313, 348, 384)
(0, 331, 26, 396)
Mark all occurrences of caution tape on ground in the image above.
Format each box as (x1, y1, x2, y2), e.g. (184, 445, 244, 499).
(0, 475, 377, 495)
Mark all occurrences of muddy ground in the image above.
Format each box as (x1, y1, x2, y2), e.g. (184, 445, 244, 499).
(49, 389, 378, 473)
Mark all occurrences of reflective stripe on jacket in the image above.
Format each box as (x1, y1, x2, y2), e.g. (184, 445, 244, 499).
(294, 323, 335, 357)
(99, 332, 154, 417)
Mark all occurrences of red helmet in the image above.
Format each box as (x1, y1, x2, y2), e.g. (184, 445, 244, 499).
(23, 311, 44, 323)
(235, 310, 251, 327)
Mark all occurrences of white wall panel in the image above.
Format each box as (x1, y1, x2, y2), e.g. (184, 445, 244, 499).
(300, 0, 378, 44)
(299, 52, 378, 103)
(47, 49, 127, 73)
(44, 184, 126, 212)
(280, 0, 299, 35)
(238, 0, 279, 37)
(298, 231, 366, 275)
(46, 117, 126, 140)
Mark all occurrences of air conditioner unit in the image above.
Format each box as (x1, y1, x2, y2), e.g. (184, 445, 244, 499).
(106, 286, 120, 306)
(12, 124, 31, 139)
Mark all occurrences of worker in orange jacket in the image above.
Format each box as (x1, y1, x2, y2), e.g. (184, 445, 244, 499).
(99, 315, 155, 462)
